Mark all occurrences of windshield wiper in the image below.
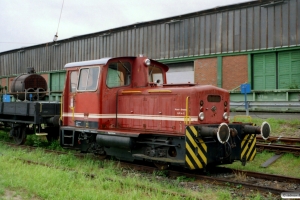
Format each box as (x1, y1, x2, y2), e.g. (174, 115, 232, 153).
(118, 60, 130, 73)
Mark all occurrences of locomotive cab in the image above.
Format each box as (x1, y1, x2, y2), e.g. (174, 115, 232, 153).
(60, 56, 270, 170)
(61, 56, 168, 130)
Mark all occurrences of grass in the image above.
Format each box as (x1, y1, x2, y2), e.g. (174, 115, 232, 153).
(1, 143, 251, 200)
(227, 151, 300, 178)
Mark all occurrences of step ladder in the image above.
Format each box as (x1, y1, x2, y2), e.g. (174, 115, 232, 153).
(61, 130, 75, 146)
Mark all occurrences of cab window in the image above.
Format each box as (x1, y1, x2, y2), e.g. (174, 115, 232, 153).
(106, 61, 131, 88)
(148, 65, 163, 85)
(77, 66, 100, 91)
(70, 71, 78, 93)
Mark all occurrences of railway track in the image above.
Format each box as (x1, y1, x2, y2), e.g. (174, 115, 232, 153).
(256, 135, 300, 156)
(1, 141, 299, 197)
(121, 162, 300, 195)
(257, 135, 300, 145)
(256, 143, 300, 156)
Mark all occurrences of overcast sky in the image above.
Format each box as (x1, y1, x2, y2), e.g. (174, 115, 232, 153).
(0, 0, 249, 53)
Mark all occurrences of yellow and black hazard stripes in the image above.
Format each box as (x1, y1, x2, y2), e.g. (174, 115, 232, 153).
(241, 134, 256, 161)
(185, 126, 207, 169)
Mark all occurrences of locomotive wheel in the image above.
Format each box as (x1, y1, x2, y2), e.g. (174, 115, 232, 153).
(12, 126, 27, 145)
(154, 162, 169, 170)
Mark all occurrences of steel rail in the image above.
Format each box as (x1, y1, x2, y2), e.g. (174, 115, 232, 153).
(256, 142, 300, 153)
(257, 135, 300, 144)
(257, 143, 300, 149)
(217, 167, 300, 184)
(256, 143, 300, 155)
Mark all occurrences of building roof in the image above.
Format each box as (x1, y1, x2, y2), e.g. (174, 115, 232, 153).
(0, 0, 268, 54)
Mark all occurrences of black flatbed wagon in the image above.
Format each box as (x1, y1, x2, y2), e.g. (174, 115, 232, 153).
(0, 101, 60, 144)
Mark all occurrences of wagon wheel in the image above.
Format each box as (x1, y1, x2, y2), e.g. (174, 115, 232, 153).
(11, 126, 27, 145)
(154, 162, 169, 170)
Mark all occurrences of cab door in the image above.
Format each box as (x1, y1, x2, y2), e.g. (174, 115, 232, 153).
(73, 66, 101, 129)
(62, 69, 79, 126)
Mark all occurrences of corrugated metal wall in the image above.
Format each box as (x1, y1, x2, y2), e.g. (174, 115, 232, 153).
(0, 0, 299, 76)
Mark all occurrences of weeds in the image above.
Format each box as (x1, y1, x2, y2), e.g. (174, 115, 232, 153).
(217, 190, 232, 200)
(233, 171, 247, 182)
(25, 135, 49, 147)
(235, 184, 242, 189)
(0, 130, 10, 142)
(176, 176, 195, 182)
(251, 193, 264, 200)
(153, 170, 168, 177)
(47, 140, 64, 150)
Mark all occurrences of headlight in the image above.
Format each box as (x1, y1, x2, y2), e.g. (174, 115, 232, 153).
(144, 59, 151, 66)
(199, 112, 204, 121)
(223, 112, 228, 120)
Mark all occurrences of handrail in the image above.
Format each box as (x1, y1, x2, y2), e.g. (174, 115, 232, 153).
(184, 96, 191, 125)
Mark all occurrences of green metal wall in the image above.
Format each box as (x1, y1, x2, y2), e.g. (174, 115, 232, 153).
(50, 72, 66, 92)
(253, 53, 276, 90)
(278, 50, 300, 89)
(49, 71, 66, 101)
(253, 50, 300, 90)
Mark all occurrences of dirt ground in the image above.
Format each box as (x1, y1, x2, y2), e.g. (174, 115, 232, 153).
(2, 190, 22, 200)
(1, 189, 40, 200)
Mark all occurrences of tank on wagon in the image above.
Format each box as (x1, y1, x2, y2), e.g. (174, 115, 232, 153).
(0, 68, 60, 144)
(10, 67, 48, 101)
(60, 56, 270, 170)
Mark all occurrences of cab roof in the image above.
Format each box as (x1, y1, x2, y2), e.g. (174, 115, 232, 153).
(64, 56, 169, 72)
(64, 57, 111, 68)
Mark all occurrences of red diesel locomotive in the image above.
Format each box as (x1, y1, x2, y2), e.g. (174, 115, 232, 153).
(59, 56, 270, 170)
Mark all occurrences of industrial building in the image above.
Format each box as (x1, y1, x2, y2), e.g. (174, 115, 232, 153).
(0, 0, 299, 112)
